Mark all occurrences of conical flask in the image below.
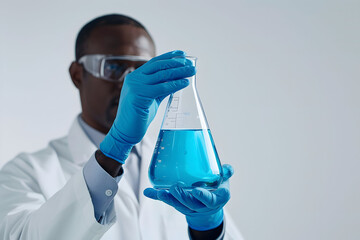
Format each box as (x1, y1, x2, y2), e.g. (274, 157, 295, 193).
(148, 56, 223, 190)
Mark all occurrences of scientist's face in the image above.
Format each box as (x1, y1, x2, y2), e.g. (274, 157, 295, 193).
(69, 24, 155, 134)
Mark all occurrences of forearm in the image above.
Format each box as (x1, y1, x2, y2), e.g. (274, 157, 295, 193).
(83, 151, 124, 222)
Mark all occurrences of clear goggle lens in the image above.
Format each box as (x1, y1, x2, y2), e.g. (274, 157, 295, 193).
(79, 55, 151, 82)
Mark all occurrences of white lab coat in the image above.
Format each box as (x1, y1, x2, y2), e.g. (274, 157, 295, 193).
(0, 118, 243, 240)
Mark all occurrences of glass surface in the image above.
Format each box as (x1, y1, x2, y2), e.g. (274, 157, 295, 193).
(149, 129, 223, 190)
(148, 56, 224, 190)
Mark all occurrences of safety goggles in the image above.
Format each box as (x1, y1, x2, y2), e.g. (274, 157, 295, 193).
(78, 54, 151, 82)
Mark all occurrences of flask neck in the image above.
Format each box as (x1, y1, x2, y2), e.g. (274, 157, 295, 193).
(160, 56, 209, 130)
(188, 74, 196, 89)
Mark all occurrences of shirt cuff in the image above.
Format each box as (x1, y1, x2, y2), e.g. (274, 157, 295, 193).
(83, 153, 122, 222)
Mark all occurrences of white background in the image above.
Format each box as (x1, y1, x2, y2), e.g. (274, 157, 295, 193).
(1, 0, 359, 239)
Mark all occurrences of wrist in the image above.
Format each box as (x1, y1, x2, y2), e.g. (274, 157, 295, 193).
(186, 209, 224, 231)
(95, 150, 123, 178)
(188, 221, 224, 240)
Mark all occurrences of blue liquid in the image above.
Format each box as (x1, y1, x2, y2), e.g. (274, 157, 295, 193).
(149, 129, 223, 190)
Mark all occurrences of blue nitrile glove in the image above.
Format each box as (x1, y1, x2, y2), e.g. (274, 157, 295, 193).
(144, 164, 234, 231)
(100, 50, 196, 163)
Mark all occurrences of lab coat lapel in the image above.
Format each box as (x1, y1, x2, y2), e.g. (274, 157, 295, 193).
(67, 118, 97, 166)
(138, 135, 155, 208)
(117, 152, 139, 206)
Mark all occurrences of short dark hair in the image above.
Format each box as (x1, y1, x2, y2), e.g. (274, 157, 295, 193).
(75, 14, 154, 61)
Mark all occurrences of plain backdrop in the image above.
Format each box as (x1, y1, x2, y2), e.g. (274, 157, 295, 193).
(1, 0, 359, 239)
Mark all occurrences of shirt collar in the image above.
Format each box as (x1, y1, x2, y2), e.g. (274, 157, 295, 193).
(77, 115, 105, 149)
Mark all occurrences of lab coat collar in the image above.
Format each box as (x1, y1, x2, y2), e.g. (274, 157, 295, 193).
(67, 117, 98, 166)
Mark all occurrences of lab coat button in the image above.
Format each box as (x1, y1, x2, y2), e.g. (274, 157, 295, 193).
(105, 189, 113, 196)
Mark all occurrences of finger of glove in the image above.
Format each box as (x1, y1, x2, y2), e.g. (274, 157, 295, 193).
(146, 79, 189, 99)
(143, 188, 159, 200)
(169, 185, 208, 212)
(191, 187, 230, 209)
(156, 95, 167, 104)
(146, 50, 185, 64)
(143, 188, 192, 213)
(222, 164, 234, 182)
(147, 65, 196, 84)
(141, 58, 192, 75)
(157, 189, 195, 215)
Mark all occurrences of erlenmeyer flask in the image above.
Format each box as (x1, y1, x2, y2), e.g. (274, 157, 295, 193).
(148, 56, 223, 190)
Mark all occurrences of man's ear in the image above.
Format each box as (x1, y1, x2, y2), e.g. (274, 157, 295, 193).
(69, 61, 83, 89)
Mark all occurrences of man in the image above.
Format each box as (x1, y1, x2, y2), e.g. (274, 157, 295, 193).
(0, 14, 243, 239)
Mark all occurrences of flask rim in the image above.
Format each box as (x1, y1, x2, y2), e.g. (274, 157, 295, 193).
(172, 55, 197, 61)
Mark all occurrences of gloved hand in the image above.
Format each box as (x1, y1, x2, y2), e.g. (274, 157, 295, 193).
(144, 164, 234, 231)
(100, 50, 196, 163)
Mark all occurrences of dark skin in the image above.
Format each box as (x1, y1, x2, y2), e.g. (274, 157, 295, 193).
(69, 24, 222, 239)
(69, 25, 155, 176)
(70, 25, 156, 134)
